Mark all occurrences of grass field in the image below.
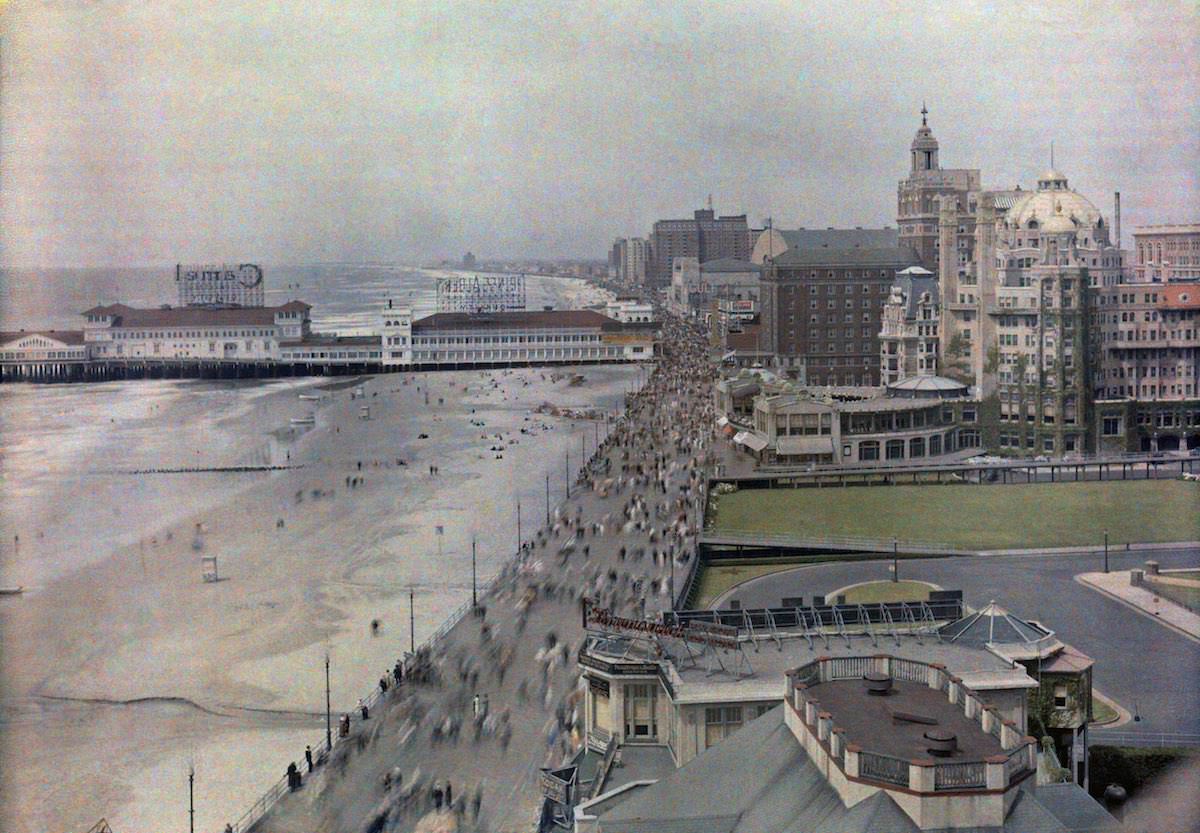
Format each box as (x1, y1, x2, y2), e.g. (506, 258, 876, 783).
(708, 480, 1200, 550)
(1091, 696, 1120, 725)
(832, 580, 936, 604)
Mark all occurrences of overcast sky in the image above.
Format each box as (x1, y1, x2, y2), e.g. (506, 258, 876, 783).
(1, 0, 1196, 267)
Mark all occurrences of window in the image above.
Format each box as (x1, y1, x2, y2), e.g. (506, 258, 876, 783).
(909, 437, 925, 457)
(704, 706, 743, 748)
(886, 439, 905, 460)
(624, 684, 657, 740)
(859, 441, 880, 461)
(1053, 684, 1069, 709)
(929, 433, 942, 455)
(1102, 416, 1122, 436)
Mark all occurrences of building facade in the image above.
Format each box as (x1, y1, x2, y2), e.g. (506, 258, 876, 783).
(716, 374, 980, 467)
(609, 237, 650, 286)
(896, 108, 981, 271)
(760, 245, 921, 385)
(382, 308, 656, 369)
(1094, 282, 1200, 401)
(649, 208, 751, 286)
(879, 265, 940, 384)
(671, 257, 761, 317)
(1132, 224, 1200, 283)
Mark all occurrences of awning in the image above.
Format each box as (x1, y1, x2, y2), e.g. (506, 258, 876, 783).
(776, 436, 835, 457)
(733, 431, 768, 452)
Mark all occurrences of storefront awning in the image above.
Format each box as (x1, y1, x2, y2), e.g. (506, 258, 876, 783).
(776, 436, 835, 457)
(733, 431, 769, 452)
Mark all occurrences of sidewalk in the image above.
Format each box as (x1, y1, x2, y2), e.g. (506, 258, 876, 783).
(1076, 570, 1200, 641)
(978, 541, 1200, 558)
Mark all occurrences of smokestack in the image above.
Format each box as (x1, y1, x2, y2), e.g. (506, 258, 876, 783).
(1114, 192, 1121, 249)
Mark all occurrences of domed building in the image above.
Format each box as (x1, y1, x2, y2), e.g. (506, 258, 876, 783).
(986, 167, 1126, 456)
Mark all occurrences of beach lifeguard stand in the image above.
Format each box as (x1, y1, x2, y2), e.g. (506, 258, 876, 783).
(201, 555, 219, 583)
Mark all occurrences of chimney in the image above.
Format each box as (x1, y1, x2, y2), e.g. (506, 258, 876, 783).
(1114, 192, 1121, 249)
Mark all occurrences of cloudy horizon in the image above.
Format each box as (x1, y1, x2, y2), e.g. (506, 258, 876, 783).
(1, 0, 1196, 268)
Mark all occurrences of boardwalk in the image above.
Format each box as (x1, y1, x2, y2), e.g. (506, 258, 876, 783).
(250, 315, 715, 833)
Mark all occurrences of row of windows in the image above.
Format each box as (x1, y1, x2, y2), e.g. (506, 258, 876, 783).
(411, 347, 630, 360)
(103, 328, 277, 339)
(1, 350, 85, 360)
(413, 333, 601, 345)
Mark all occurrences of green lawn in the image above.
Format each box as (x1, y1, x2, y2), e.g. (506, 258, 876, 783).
(833, 580, 936, 604)
(1091, 696, 1119, 725)
(708, 480, 1200, 550)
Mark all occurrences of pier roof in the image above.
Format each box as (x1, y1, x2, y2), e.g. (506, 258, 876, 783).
(1, 330, 85, 345)
(414, 310, 623, 330)
(82, 302, 309, 327)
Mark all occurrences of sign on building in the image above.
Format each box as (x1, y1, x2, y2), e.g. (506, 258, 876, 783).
(436, 274, 526, 314)
(582, 598, 739, 650)
(176, 263, 265, 307)
(539, 765, 577, 806)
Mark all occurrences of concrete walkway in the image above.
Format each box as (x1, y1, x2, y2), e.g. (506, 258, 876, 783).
(1076, 570, 1200, 642)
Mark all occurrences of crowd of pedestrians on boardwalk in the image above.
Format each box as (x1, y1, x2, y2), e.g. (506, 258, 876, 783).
(261, 313, 717, 833)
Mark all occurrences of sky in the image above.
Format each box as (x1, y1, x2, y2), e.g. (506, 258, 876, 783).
(0, 0, 1197, 267)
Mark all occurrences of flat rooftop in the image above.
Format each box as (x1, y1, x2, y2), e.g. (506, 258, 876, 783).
(810, 677, 1003, 761)
(584, 632, 1031, 705)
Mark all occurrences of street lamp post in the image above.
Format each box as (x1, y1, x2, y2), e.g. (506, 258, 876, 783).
(188, 762, 195, 833)
(892, 538, 899, 583)
(471, 537, 477, 609)
(545, 474, 551, 524)
(409, 588, 415, 654)
(517, 501, 522, 553)
(566, 450, 571, 499)
(1103, 530, 1109, 574)
(324, 652, 332, 749)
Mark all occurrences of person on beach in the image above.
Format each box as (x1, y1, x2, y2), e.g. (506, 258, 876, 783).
(304, 745, 313, 772)
(359, 698, 369, 720)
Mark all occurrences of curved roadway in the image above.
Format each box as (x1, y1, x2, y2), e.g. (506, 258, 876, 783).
(713, 547, 1200, 737)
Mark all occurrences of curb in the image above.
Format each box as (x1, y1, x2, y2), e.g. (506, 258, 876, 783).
(1073, 574, 1200, 645)
(977, 541, 1200, 558)
(1090, 689, 1132, 729)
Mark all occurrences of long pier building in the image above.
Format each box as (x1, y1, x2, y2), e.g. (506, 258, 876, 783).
(1, 300, 656, 382)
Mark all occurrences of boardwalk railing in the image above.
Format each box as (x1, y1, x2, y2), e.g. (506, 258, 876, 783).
(699, 528, 972, 556)
(1092, 731, 1200, 748)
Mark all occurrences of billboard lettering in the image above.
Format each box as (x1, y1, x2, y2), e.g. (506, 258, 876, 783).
(436, 274, 526, 314)
(176, 263, 265, 308)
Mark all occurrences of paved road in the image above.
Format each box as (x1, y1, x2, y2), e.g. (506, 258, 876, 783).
(715, 547, 1200, 737)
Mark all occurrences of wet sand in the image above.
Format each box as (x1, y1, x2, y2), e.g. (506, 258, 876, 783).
(0, 363, 637, 833)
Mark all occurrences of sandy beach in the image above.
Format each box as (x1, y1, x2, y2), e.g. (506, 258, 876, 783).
(0, 361, 638, 833)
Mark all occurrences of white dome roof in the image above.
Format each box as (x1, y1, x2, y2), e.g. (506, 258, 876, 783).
(1007, 171, 1102, 230)
(886, 375, 968, 393)
(1042, 210, 1077, 235)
